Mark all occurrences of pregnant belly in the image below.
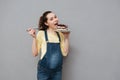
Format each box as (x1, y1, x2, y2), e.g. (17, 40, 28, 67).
(47, 54, 62, 69)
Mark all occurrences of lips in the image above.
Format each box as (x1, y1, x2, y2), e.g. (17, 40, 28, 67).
(57, 24, 68, 28)
(54, 23, 58, 26)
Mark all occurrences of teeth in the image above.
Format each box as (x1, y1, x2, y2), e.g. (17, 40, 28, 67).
(55, 23, 58, 26)
(57, 24, 68, 28)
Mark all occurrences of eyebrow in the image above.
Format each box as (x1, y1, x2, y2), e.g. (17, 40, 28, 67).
(49, 14, 57, 20)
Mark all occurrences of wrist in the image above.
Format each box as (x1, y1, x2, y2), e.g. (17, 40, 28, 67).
(33, 36, 36, 39)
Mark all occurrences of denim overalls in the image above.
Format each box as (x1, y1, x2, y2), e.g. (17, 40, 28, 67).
(37, 30, 63, 80)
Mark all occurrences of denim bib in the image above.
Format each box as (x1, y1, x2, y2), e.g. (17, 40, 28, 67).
(39, 30, 63, 70)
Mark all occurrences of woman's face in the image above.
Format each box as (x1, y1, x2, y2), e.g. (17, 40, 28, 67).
(45, 13, 59, 30)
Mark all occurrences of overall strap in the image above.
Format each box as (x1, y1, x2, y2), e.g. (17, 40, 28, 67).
(44, 30, 61, 42)
(44, 30, 48, 42)
(56, 32, 61, 42)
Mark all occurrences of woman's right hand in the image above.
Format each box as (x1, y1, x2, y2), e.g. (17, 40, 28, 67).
(27, 28, 36, 38)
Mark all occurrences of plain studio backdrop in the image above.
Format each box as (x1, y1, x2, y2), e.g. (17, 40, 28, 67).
(0, 0, 120, 80)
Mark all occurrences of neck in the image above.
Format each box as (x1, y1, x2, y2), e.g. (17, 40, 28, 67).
(47, 27, 56, 31)
(47, 28, 56, 34)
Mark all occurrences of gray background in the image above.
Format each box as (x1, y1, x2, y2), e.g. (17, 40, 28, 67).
(0, 0, 120, 80)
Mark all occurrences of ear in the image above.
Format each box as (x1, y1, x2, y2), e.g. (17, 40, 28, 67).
(44, 22, 48, 26)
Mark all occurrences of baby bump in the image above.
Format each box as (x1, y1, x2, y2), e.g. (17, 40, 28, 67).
(47, 53, 63, 69)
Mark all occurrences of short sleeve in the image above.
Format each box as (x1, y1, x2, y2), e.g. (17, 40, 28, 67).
(36, 31, 43, 53)
(59, 32, 68, 56)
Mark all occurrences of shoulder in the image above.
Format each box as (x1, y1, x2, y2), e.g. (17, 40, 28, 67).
(37, 30, 45, 38)
(58, 32, 64, 39)
(37, 30, 44, 35)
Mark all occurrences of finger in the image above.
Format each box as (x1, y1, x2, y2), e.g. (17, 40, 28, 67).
(26, 28, 32, 32)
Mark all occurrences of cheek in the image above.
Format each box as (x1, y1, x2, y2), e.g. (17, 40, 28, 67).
(47, 20, 54, 26)
(49, 22, 54, 25)
(46, 21, 51, 26)
(48, 23, 52, 26)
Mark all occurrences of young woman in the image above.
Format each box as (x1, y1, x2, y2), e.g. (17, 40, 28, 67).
(27, 11, 70, 80)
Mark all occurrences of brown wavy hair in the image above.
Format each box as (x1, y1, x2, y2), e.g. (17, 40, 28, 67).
(38, 11, 52, 30)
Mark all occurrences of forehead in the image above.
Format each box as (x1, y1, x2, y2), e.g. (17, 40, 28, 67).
(46, 13, 56, 19)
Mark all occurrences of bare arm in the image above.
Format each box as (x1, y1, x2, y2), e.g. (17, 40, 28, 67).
(32, 37, 38, 57)
(63, 32, 70, 56)
(27, 28, 38, 57)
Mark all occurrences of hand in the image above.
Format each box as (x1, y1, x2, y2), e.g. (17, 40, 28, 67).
(27, 28, 36, 38)
(62, 32, 70, 39)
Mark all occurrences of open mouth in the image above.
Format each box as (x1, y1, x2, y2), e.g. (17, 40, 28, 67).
(54, 23, 58, 26)
(57, 24, 68, 28)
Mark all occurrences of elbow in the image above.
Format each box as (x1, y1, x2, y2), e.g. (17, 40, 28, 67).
(63, 52, 68, 57)
(63, 49, 69, 57)
(63, 44, 69, 56)
(33, 54, 38, 57)
(32, 52, 38, 57)
(32, 48, 38, 57)
(65, 48, 69, 54)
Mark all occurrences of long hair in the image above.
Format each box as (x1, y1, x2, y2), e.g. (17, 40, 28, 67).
(38, 11, 52, 30)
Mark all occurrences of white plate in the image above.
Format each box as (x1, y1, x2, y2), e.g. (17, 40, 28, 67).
(56, 30, 70, 33)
